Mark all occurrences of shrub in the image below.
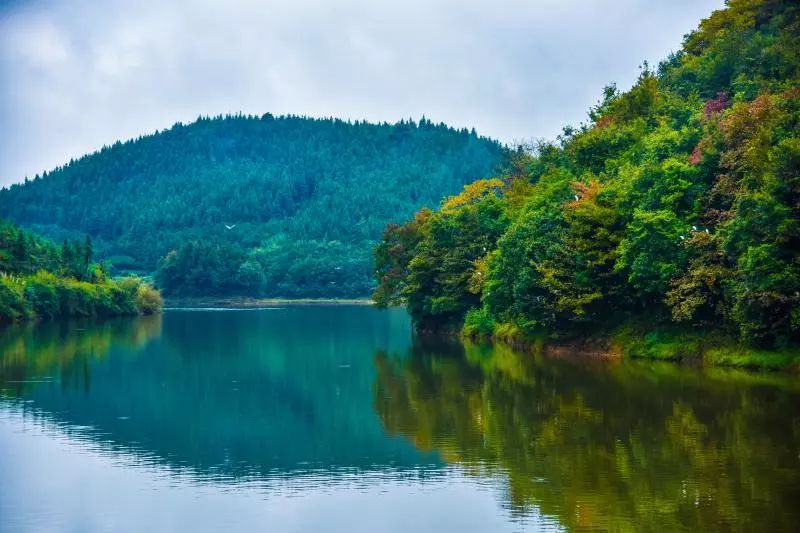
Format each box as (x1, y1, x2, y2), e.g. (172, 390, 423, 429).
(24, 271, 60, 318)
(0, 274, 31, 323)
(462, 306, 495, 338)
(58, 278, 98, 317)
(135, 283, 163, 315)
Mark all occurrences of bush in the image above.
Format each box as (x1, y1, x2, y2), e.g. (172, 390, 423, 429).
(462, 306, 495, 338)
(0, 274, 31, 323)
(135, 283, 163, 315)
(58, 278, 97, 317)
(116, 275, 163, 314)
(24, 271, 60, 318)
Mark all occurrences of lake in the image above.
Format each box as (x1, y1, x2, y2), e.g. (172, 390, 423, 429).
(1, 306, 799, 532)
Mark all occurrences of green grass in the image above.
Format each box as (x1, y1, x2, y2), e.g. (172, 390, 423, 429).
(612, 321, 800, 371)
(704, 345, 800, 371)
(470, 316, 800, 372)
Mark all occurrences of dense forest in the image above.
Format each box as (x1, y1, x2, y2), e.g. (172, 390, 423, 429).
(374, 0, 800, 353)
(0, 220, 161, 323)
(0, 116, 504, 298)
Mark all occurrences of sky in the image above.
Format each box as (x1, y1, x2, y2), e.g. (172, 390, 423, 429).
(0, 0, 725, 187)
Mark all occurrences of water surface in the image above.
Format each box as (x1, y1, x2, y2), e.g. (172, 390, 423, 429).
(1, 307, 798, 531)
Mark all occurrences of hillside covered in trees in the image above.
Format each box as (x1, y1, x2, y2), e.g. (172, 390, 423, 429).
(0, 221, 161, 323)
(374, 0, 800, 357)
(0, 116, 504, 298)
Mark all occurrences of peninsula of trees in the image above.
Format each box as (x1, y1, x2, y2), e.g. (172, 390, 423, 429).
(0, 221, 161, 324)
(374, 0, 800, 365)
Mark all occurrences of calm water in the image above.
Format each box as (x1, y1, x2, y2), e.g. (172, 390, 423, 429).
(1, 307, 799, 532)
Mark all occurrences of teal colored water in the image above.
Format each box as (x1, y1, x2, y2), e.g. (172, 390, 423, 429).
(1, 306, 799, 532)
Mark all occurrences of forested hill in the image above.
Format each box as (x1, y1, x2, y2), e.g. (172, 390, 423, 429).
(0, 115, 505, 297)
(374, 0, 800, 353)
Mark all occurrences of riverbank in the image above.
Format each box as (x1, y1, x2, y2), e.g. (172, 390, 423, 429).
(1, 272, 162, 325)
(163, 296, 373, 309)
(465, 322, 800, 372)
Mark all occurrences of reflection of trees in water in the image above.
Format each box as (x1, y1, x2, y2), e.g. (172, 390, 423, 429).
(0, 309, 426, 479)
(373, 336, 800, 531)
(0, 315, 162, 396)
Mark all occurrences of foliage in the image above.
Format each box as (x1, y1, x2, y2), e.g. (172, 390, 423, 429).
(462, 306, 495, 338)
(374, 0, 800, 348)
(612, 319, 800, 370)
(0, 116, 504, 298)
(375, 179, 509, 330)
(0, 273, 29, 322)
(0, 221, 161, 323)
(373, 211, 430, 307)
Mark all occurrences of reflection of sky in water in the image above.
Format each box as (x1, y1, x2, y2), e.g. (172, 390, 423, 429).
(0, 407, 559, 532)
(0, 398, 446, 487)
(0, 308, 562, 531)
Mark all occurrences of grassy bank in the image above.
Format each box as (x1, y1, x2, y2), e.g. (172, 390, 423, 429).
(611, 323, 800, 371)
(462, 312, 800, 372)
(1, 272, 162, 324)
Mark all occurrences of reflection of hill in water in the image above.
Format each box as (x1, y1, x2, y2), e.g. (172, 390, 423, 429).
(373, 336, 800, 531)
(0, 307, 439, 481)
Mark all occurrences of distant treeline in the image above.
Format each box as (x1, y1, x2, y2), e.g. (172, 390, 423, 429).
(0, 115, 505, 298)
(374, 0, 800, 350)
(0, 221, 161, 324)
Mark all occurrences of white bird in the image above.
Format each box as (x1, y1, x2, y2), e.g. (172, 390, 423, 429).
(574, 195, 580, 201)
(692, 225, 698, 231)
(224, 224, 236, 230)
(705, 228, 710, 234)
(679, 235, 685, 240)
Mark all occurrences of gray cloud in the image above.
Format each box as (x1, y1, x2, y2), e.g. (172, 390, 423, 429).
(0, 0, 724, 186)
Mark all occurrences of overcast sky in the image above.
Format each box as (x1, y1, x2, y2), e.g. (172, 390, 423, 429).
(0, 0, 724, 187)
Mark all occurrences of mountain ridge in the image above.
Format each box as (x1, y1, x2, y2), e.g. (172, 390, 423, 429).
(1, 114, 506, 297)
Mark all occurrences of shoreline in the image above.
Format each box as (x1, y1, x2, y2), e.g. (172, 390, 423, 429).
(461, 328, 800, 373)
(163, 297, 374, 309)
